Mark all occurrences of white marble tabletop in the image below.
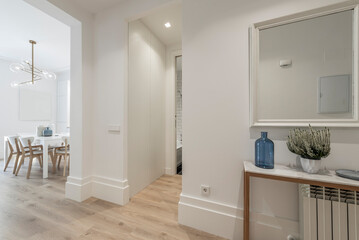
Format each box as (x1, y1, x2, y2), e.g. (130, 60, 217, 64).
(244, 161, 359, 188)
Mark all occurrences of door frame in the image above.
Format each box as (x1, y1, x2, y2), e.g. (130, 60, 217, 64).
(166, 50, 182, 175)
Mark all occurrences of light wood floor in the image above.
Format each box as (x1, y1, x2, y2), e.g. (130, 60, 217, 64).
(0, 160, 226, 240)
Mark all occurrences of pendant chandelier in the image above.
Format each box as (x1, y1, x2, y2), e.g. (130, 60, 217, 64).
(9, 40, 56, 87)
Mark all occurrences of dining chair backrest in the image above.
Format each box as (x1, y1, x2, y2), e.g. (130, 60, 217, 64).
(8, 136, 19, 152)
(62, 136, 70, 152)
(27, 139, 37, 155)
(19, 137, 34, 150)
(62, 136, 69, 144)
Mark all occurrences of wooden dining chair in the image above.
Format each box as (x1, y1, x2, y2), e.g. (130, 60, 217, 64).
(16, 137, 43, 179)
(4, 136, 22, 173)
(55, 137, 70, 176)
(47, 145, 58, 173)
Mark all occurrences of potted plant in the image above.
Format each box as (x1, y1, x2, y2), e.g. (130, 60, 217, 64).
(287, 125, 330, 173)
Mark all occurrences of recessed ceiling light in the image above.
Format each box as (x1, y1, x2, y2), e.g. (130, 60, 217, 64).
(164, 22, 171, 28)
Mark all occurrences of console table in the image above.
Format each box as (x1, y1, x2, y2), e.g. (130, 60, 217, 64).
(243, 161, 359, 240)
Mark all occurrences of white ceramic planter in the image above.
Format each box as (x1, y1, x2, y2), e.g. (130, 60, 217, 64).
(300, 157, 321, 174)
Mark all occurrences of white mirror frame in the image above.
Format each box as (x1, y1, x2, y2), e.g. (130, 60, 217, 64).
(250, 1, 359, 127)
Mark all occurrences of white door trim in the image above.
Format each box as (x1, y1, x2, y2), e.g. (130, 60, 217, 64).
(166, 50, 182, 175)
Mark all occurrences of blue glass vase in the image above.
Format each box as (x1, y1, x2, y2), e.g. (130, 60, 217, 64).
(43, 127, 53, 137)
(255, 132, 274, 169)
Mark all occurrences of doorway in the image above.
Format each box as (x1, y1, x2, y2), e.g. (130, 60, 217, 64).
(175, 55, 182, 175)
(127, 2, 182, 197)
(24, 0, 84, 202)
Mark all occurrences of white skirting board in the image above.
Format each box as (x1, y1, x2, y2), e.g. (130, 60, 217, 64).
(92, 176, 129, 205)
(165, 167, 173, 175)
(65, 176, 92, 202)
(178, 194, 299, 240)
(66, 175, 129, 205)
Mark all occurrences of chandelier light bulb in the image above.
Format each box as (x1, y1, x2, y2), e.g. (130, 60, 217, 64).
(10, 82, 19, 88)
(44, 71, 57, 80)
(9, 63, 24, 72)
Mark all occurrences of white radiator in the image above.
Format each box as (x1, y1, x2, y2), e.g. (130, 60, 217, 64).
(300, 184, 359, 240)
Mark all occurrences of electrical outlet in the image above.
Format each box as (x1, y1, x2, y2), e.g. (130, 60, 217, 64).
(287, 235, 296, 240)
(201, 185, 210, 196)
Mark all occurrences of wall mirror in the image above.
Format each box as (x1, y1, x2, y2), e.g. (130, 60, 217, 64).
(250, 2, 359, 127)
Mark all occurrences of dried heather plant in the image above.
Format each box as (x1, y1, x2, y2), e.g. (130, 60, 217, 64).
(287, 125, 330, 160)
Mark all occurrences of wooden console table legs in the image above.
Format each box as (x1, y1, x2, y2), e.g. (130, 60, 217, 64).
(244, 171, 250, 240)
(242, 161, 359, 240)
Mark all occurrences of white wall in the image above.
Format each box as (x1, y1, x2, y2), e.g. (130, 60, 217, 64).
(25, 0, 359, 239)
(92, 0, 176, 204)
(179, 0, 357, 239)
(26, 0, 173, 205)
(26, 0, 173, 204)
(29, 0, 95, 201)
(0, 58, 57, 158)
(56, 70, 70, 133)
(128, 20, 166, 197)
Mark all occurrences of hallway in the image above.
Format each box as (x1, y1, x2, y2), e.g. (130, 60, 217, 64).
(0, 166, 225, 239)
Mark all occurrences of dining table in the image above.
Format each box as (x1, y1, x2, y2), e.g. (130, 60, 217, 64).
(3, 134, 69, 178)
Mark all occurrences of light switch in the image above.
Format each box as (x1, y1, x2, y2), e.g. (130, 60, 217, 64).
(108, 124, 121, 132)
(279, 59, 292, 67)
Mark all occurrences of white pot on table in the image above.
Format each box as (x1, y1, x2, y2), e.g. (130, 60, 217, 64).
(300, 157, 321, 174)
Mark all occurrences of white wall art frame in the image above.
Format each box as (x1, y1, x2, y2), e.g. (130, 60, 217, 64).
(249, 1, 359, 127)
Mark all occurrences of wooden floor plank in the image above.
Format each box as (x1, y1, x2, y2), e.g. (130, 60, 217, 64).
(0, 161, 227, 240)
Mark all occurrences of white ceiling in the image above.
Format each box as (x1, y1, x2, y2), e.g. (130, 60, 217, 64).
(0, 0, 70, 71)
(73, 0, 125, 14)
(141, 3, 182, 46)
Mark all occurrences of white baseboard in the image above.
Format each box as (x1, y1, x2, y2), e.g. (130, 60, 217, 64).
(178, 194, 299, 240)
(65, 176, 92, 202)
(65, 175, 129, 205)
(92, 175, 129, 205)
(165, 167, 173, 175)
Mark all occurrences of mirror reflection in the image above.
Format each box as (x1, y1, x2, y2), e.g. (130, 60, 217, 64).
(257, 10, 353, 120)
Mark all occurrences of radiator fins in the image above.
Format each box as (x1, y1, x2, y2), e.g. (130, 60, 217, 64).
(300, 184, 358, 240)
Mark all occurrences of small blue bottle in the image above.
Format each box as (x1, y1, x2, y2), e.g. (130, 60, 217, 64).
(43, 127, 53, 137)
(255, 132, 274, 169)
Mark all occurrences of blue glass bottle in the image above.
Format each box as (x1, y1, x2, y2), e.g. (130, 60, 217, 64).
(43, 127, 53, 137)
(255, 132, 274, 169)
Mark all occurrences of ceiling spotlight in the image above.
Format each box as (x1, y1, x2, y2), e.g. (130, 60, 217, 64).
(164, 22, 171, 28)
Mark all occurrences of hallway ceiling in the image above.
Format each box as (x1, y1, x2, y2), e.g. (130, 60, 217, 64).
(74, 0, 126, 14)
(141, 3, 182, 46)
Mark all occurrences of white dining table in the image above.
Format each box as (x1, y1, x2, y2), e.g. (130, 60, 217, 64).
(3, 134, 68, 178)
